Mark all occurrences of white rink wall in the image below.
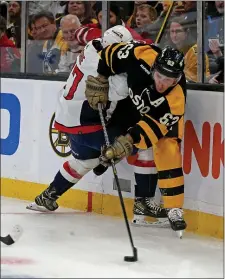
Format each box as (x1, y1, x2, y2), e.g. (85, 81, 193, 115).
(1, 78, 224, 218)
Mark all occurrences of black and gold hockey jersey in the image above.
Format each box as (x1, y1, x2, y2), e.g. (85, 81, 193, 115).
(97, 42, 187, 149)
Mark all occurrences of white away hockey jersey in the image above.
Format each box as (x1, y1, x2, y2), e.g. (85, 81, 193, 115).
(54, 39, 129, 134)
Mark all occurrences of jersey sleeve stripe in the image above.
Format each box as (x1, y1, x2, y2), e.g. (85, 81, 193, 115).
(143, 114, 168, 137)
(83, 28, 90, 44)
(75, 27, 83, 43)
(158, 167, 183, 179)
(129, 114, 168, 149)
(128, 124, 152, 148)
(138, 120, 161, 145)
(75, 27, 89, 45)
(134, 134, 148, 149)
(159, 176, 184, 188)
(105, 46, 110, 67)
(110, 43, 125, 74)
(134, 46, 158, 67)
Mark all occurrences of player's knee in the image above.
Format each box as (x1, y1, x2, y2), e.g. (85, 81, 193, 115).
(137, 148, 154, 160)
(134, 148, 157, 174)
(60, 158, 99, 183)
(69, 158, 99, 174)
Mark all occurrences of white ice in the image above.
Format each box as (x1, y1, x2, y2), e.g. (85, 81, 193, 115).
(1, 197, 223, 278)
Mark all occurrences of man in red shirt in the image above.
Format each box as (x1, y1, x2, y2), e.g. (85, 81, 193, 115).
(0, 16, 20, 73)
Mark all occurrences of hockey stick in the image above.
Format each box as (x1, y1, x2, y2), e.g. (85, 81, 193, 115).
(98, 103, 138, 262)
(1, 225, 23, 245)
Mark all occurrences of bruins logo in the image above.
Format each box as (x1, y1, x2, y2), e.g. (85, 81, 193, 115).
(49, 113, 71, 157)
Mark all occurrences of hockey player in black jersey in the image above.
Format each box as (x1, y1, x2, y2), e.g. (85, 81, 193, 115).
(85, 43, 187, 237)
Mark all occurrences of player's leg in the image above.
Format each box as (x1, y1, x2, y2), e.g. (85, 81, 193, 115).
(27, 125, 125, 211)
(27, 137, 100, 211)
(133, 148, 167, 224)
(153, 137, 187, 233)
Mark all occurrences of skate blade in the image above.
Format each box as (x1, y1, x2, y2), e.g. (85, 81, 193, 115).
(175, 230, 184, 239)
(26, 202, 51, 213)
(132, 215, 170, 227)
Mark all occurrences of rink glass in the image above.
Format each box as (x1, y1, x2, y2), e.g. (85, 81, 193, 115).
(0, 1, 223, 84)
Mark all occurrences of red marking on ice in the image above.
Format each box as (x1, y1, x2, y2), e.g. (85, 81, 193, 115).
(87, 191, 93, 212)
(1, 257, 35, 265)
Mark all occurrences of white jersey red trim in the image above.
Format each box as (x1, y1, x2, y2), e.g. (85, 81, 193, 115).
(54, 39, 129, 134)
(74, 26, 101, 46)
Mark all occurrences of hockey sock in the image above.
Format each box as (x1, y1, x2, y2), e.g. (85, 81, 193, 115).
(49, 170, 75, 198)
(134, 173, 158, 198)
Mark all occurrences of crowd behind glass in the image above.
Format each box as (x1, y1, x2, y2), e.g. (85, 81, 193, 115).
(0, 1, 224, 84)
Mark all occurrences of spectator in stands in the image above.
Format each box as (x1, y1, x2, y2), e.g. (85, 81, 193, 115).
(127, 1, 163, 27)
(206, 1, 224, 83)
(0, 15, 20, 72)
(136, 1, 173, 44)
(94, 3, 153, 42)
(57, 14, 84, 73)
(96, 3, 123, 27)
(182, 1, 197, 39)
(173, 1, 197, 26)
(131, 4, 158, 39)
(6, 1, 21, 48)
(171, 1, 197, 41)
(159, 0, 172, 18)
(133, 4, 158, 28)
(33, 11, 58, 41)
(56, 1, 97, 27)
(167, 15, 210, 82)
(28, 18, 39, 41)
(27, 11, 66, 74)
(207, 1, 224, 57)
(182, 1, 197, 14)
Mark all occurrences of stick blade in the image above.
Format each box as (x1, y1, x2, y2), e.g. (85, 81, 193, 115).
(0, 234, 14, 245)
(124, 256, 137, 262)
(1, 225, 23, 245)
(124, 247, 138, 262)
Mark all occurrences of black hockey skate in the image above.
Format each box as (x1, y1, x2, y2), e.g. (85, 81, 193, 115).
(133, 197, 167, 218)
(167, 208, 187, 238)
(26, 185, 59, 212)
(132, 197, 169, 226)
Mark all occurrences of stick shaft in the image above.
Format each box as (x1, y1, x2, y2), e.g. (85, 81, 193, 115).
(98, 104, 136, 250)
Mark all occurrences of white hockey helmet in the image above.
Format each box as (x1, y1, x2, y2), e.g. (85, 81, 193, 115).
(102, 25, 133, 48)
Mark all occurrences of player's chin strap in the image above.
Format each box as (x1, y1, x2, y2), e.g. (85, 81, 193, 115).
(97, 103, 138, 262)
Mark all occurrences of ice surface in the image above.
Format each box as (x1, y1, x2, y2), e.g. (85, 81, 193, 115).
(1, 197, 223, 278)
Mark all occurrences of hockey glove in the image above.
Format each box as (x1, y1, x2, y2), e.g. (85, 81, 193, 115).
(100, 135, 133, 162)
(85, 75, 109, 110)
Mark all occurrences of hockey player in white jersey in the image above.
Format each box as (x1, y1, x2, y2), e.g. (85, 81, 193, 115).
(27, 25, 167, 222)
